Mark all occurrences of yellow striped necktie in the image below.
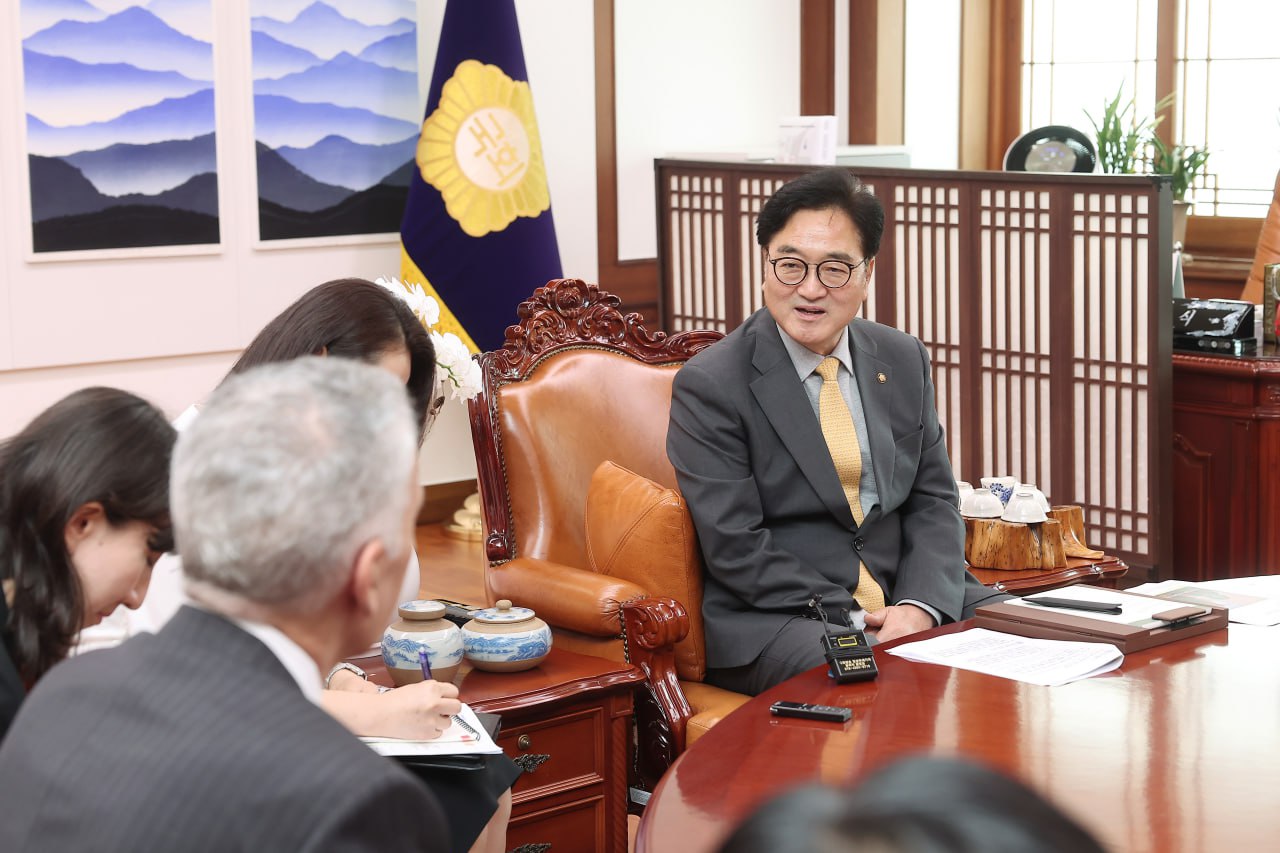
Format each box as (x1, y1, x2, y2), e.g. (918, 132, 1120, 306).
(816, 357, 886, 612)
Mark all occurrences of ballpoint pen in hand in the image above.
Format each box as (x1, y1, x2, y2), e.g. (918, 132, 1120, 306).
(418, 650, 475, 739)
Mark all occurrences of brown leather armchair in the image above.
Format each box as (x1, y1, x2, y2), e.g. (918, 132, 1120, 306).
(1241, 168, 1280, 304)
(466, 279, 749, 788)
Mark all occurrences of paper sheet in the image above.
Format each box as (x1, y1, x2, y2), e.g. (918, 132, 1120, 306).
(886, 628, 1123, 686)
(360, 704, 504, 757)
(1128, 579, 1280, 627)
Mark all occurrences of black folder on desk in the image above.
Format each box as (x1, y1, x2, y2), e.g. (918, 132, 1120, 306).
(974, 591, 1228, 654)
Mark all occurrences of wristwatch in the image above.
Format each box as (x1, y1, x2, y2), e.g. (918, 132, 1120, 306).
(325, 661, 367, 689)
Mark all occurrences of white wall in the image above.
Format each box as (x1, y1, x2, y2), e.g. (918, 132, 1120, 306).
(903, 0, 960, 169)
(614, 0, 801, 261)
(0, 0, 597, 487)
(2, 0, 944, 476)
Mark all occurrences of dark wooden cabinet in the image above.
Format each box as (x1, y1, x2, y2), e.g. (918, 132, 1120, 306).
(458, 650, 645, 853)
(1172, 346, 1280, 580)
(354, 647, 644, 853)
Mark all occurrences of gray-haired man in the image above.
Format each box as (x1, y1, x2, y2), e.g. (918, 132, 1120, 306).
(0, 358, 448, 852)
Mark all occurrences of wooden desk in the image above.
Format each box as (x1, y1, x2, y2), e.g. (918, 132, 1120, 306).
(1173, 345, 1280, 579)
(355, 647, 645, 853)
(636, 621, 1278, 853)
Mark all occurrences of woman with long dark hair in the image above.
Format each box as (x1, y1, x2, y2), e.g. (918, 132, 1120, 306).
(0, 387, 176, 740)
(227, 277, 439, 437)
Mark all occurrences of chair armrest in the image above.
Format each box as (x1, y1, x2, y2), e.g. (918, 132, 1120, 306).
(486, 557, 650, 637)
(621, 596, 693, 784)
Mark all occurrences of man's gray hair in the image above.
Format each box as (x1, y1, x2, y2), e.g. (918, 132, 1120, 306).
(172, 357, 419, 611)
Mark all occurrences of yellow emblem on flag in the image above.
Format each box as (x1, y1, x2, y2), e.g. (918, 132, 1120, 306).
(416, 59, 551, 238)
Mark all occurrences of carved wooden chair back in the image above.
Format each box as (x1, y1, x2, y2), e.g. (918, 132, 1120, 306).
(467, 280, 722, 661)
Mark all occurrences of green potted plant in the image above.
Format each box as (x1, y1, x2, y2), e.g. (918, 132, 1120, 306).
(1148, 138, 1211, 201)
(1148, 138, 1211, 245)
(1085, 86, 1167, 174)
(1086, 87, 1209, 244)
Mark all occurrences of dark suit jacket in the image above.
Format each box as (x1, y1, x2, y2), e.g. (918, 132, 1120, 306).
(668, 309, 1004, 668)
(0, 606, 448, 852)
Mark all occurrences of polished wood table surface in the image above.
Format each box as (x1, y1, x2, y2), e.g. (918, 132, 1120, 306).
(637, 621, 1280, 853)
(351, 645, 645, 714)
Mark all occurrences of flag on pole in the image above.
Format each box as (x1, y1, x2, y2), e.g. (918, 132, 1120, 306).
(399, 0, 562, 353)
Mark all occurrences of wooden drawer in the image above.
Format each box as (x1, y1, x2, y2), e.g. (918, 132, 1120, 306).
(505, 794, 605, 853)
(498, 707, 604, 799)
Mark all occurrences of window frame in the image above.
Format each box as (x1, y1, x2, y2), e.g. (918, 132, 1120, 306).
(986, 0, 1266, 261)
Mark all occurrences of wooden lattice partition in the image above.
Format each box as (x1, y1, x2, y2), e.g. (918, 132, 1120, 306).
(656, 160, 1173, 580)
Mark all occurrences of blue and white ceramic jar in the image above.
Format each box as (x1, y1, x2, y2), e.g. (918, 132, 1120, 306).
(381, 600, 464, 686)
(461, 600, 552, 672)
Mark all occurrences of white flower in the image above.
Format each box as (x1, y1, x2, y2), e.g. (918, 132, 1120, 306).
(431, 331, 482, 400)
(375, 276, 439, 329)
(411, 285, 441, 328)
(375, 275, 479, 401)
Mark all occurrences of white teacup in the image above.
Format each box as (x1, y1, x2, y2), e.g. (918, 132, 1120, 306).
(1002, 489, 1049, 523)
(1016, 483, 1051, 512)
(956, 481, 974, 508)
(961, 489, 1004, 518)
(980, 476, 1016, 505)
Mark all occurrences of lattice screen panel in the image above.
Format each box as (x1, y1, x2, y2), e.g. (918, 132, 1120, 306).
(1072, 191, 1153, 558)
(977, 188, 1054, 495)
(890, 184, 964, 479)
(667, 175, 726, 331)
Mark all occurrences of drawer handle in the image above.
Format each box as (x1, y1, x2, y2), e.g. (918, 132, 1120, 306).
(517, 734, 532, 750)
(509, 844, 551, 853)
(512, 753, 550, 773)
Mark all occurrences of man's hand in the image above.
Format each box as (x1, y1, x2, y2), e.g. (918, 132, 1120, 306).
(864, 603, 935, 644)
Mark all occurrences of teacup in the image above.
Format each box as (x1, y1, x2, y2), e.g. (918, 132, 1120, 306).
(961, 489, 1004, 518)
(1016, 483, 1051, 513)
(1002, 489, 1049, 523)
(956, 481, 974, 508)
(980, 476, 1016, 505)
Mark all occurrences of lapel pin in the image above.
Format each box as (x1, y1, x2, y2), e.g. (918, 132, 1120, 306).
(877, 372, 887, 384)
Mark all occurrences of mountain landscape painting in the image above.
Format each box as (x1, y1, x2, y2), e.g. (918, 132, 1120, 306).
(250, 0, 419, 241)
(21, 0, 219, 254)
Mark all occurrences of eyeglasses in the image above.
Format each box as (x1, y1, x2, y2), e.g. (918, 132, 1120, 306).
(766, 255, 870, 289)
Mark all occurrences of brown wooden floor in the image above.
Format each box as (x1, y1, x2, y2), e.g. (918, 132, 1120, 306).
(413, 522, 487, 605)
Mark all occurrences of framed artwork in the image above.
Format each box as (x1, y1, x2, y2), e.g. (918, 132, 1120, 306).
(20, 0, 220, 254)
(250, 0, 419, 241)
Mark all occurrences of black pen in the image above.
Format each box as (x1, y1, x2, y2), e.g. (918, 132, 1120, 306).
(1024, 596, 1122, 615)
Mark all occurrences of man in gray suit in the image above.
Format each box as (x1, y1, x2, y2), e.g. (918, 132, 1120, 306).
(0, 359, 451, 851)
(668, 168, 1004, 695)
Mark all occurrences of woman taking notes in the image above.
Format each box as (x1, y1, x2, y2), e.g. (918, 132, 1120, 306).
(1, 387, 176, 741)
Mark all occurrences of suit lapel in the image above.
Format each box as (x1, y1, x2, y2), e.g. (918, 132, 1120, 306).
(849, 320, 895, 521)
(747, 317, 857, 528)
